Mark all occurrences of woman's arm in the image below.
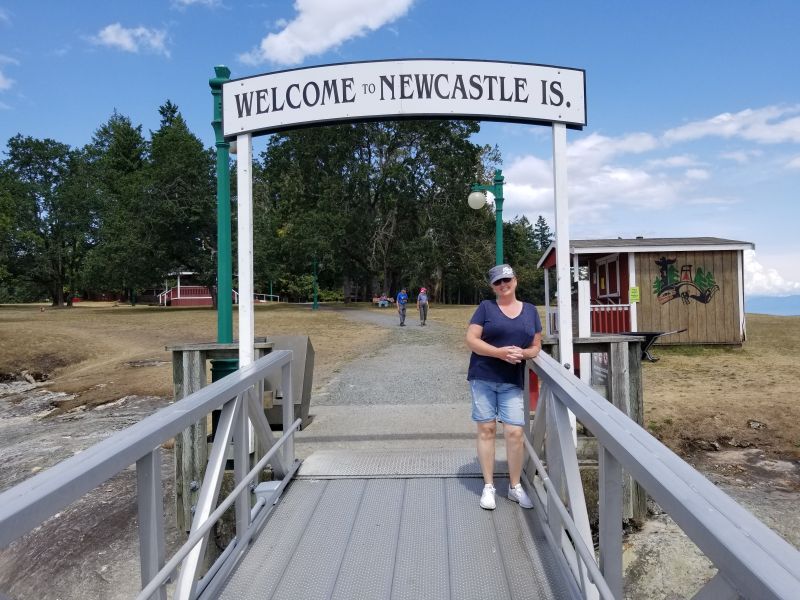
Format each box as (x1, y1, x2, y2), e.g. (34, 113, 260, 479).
(521, 332, 542, 360)
(466, 324, 524, 363)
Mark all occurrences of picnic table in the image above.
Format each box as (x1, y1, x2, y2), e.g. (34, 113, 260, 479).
(617, 328, 688, 362)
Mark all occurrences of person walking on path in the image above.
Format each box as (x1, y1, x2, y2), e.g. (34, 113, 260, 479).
(396, 287, 408, 326)
(417, 287, 429, 326)
(465, 264, 542, 510)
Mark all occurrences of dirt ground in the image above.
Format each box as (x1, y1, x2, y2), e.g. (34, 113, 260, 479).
(0, 302, 387, 411)
(2, 303, 798, 461)
(1, 303, 799, 599)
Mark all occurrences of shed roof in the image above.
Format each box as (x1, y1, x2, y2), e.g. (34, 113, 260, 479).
(537, 237, 754, 268)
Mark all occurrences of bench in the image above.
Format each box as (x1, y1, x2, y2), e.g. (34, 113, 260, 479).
(372, 297, 395, 307)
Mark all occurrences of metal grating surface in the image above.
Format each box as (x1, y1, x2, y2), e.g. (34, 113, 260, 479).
(297, 447, 508, 479)
(217, 450, 574, 600)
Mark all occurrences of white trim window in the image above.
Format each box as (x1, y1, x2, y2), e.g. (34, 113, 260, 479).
(594, 254, 620, 300)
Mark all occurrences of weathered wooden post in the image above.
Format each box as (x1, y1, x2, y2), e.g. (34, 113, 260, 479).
(540, 335, 648, 525)
(167, 341, 273, 533)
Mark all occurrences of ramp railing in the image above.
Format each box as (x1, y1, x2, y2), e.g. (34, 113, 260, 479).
(0, 350, 300, 600)
(524, 351, 800, 600)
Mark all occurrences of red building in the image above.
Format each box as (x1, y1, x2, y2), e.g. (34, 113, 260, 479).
(537, 237, 754, 345)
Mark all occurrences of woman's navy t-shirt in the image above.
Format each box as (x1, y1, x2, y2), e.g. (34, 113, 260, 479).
(467, 300, 542, 389)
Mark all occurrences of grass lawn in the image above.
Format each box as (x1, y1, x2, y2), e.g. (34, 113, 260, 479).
(1, 303, 798, 459)
(0, 302, 386, 411)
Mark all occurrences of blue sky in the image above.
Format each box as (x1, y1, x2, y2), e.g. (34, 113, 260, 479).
(1, 0, 799, 297)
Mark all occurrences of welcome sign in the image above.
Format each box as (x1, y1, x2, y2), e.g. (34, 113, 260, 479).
(222, 59, 586, 137)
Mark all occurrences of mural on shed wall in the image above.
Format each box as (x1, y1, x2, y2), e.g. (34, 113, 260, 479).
(652, 256, 720, 305)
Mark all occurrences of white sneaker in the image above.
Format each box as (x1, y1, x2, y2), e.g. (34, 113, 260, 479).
(508, 483, 533, 509)
(480, 484, 496, 510)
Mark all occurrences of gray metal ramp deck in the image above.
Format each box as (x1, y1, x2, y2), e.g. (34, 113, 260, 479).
(216, 449, 575, 600)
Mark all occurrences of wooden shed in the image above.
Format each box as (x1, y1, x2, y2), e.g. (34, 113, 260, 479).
(537, 237, 754, 345)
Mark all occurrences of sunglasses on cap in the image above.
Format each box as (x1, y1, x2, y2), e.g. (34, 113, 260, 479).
(492, 277, 513, 286)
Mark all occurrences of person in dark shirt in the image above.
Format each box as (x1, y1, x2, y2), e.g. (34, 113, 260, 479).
(417, 287, 429, 326)
(466, 264, 542, 510)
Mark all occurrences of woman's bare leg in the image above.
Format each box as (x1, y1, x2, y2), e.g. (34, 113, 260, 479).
(504, 424, 524, 486)
(477, 421, 497, 484)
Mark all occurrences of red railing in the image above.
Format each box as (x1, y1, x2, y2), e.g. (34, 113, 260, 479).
(590, 304, 631, 333)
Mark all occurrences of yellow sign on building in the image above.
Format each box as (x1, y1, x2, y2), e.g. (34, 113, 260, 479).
(629, 286, 640, 302)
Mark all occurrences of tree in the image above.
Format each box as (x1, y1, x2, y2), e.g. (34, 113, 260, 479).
(82, 112, 152, 301)
(147, 100, 216, 298)
(533, 215, 553, 251)
(1, 135, 97, 305)
(254, 119, 494, 303)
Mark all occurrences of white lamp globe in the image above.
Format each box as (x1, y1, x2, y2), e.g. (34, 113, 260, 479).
(468, 191, 487, 210)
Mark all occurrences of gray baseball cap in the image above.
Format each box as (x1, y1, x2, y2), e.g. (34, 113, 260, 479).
(488, 264, 515, 284)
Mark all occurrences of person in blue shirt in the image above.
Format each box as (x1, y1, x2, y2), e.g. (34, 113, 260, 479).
(396, 288, 408, 326)
(466, 264, 542, 510)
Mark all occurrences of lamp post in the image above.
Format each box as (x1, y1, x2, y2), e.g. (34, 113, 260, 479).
(312, 256, 319, 311)
(209, 65, 237, 381)
(468, 169, 505, 266)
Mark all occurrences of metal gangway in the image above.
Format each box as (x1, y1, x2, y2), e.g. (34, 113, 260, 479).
(1, 350, 799, 599)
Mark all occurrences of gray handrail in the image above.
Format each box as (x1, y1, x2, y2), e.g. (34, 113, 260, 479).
(523, 434, 615, 600)
(136, 418, 301, 600)
(530, 351, 800, 599)
(0, 350, 293, 549)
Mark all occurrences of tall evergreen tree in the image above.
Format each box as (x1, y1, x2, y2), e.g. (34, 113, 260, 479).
(82, 112, 152, 301)
(533, 215, 553, 251)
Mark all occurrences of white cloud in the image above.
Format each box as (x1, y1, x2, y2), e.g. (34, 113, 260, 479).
(0, 8, 9, 25)
(0, 54, 18, 91)
(720, 149, 763, 164)
(664, 105, 800, 144)
(239, 0, 415, 66)
(566, 132, 658, 168)
(685, 168, 709, 180)
(647, 155, 697, 168)
(172, 0, 221, 7)
(0, 101, 10, 110)
(744, 250, 800, 296)
(786, 156, 800, 170)
(90, 23, 170, 57)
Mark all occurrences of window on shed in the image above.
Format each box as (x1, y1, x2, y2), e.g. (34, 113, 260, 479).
(595, 254, 620, 300)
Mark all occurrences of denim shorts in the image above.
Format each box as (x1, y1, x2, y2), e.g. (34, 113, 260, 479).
(470, 379, 525, 426)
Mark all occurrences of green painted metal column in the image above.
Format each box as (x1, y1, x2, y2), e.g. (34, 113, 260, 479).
(471, 169, 505, 266)
(312, 256, 319, 310)
(210, 65, 238, 380)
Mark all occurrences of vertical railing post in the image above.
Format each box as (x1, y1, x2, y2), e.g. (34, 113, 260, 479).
(599, 446, 624, 599)
(281, 360, 294, 468)
(233, 391, 250, 540)
(137, 449, 167, 600)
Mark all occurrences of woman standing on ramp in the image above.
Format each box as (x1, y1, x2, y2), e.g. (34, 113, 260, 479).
(465, 264, 542, 510)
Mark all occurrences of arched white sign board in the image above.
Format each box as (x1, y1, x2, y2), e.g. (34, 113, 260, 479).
(223, 59, 582, 383)
(223, 59, 586, 136)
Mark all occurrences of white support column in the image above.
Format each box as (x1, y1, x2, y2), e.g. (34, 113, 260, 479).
(552, 123, 574, 372)
(236, 133, 255, 368)
(737, 251, 746, 341)
(544, 268, 551, 336)
(578, 280, 591, 383)
(553, 123, 577, 444)
(628, 252, 638, 331)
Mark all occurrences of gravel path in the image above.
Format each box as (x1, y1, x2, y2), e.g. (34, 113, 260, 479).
(294, 306, 492, 458)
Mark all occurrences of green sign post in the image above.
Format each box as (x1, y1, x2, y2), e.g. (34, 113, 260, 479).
(470, 169, 506, 266)
(209, 65, 237, 380)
